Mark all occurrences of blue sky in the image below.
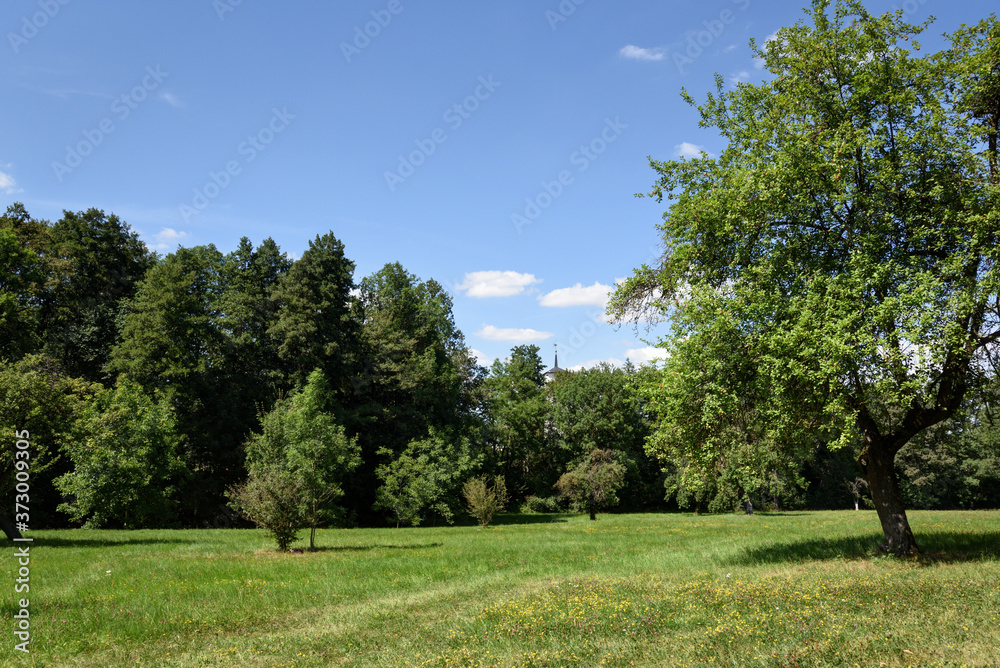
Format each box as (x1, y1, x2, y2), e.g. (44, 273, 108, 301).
(2, 0, 995, 370)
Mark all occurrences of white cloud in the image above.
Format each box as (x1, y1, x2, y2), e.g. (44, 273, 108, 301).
(675, 142, 712, 159)
(619, 45, 666, 62)
(568, 357, 625, 371)
(153, 227, 189, 250)
(729, 70, 751, 85)
(469, 348, 492, 367)
(476, 325, 554, 343)
(160, 92, 183, 108)
(625, 346, 668, 365)
(724, 44, 737, 53)
(457, 271, 541, 298)
(754, 31, 780, 69)
(0, 167, 21, 195)
(538, 281, 613, 308)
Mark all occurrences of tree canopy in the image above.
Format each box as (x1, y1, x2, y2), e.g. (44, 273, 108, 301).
(612, 0, 1000, 554)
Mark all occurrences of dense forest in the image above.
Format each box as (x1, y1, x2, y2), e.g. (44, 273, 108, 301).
(2, 202, 997, 531)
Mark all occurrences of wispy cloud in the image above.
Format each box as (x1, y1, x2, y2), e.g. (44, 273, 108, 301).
(568, 357, 625, 371)
(153, 227, 189, 250)
(618, 45, 667, 62)
(160, 92, 183, 108)
(457, 271, 541, 298)
(538, 281, 612, 308)
(0, 167, 22, 195)
(675, 142, 712, 159)
(476, 325, 554, 343)
(729, 70, 751, 85)
(469, 348, 492, 367)
(625, 346, 668, 365)
(754, 31, 780, 69)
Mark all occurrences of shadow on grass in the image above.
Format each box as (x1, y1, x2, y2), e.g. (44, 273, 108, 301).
(309, 542, 443, 553)
(491, 513, 572, 525)
(727, 530, 1000, 566)
(18, 535, 194, 549)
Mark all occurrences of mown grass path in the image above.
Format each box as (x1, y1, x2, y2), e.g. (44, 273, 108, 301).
(2, 510, 999, 667)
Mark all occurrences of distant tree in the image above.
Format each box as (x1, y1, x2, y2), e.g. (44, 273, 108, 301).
(463, 475, 508, 528)
(107, 244, 231, 518)
(375, 429, 479, 527)
(610, 2, 1000, 554)
(0, 203, 52, 360)
(40, 208, 154, 382)
(244, 369, 360, 549)
(268, 233, 360, 399)
(483, 345, 550, 500)
(56, 379, 187, 528)
(555, 449, 626, 520)
(351, 262, 479, 520)
(549, 363, 661, 510)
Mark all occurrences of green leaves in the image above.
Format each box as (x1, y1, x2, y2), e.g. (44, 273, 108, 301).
(56, 378, 186, 528)
(614, 2, 999, 544)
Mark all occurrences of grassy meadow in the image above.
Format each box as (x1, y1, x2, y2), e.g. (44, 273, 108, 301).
(2, 510, 999, 667)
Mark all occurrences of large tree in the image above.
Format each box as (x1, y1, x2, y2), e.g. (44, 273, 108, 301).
(483, 345, 551, 501)
(610, 1, 1000, 554)
(40, 208, 154, 382)
(0, 204, 52, 360)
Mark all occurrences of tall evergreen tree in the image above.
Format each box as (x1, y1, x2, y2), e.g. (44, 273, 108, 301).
(41, 208, 154, 382)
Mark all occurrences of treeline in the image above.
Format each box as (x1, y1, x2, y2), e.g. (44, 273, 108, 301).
(1, 203, 996, 530)
(0, 203, 666, 529)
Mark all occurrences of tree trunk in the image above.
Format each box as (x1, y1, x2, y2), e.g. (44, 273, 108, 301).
(864, 444, 918, 556)
(589, 502, 596, 521)
(1, 516, 23, 541)
(854, 498, 859, 511)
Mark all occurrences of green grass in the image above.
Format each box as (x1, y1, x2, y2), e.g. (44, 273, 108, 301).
(3, 510, 999, 667)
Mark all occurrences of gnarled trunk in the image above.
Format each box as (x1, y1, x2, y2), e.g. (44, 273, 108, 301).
(863, 443, 918, 556)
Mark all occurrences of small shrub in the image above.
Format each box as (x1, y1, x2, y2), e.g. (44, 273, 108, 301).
(227, 468, 306, 552)
(519, 495, 563, 514)
(463, 475, 508, 527)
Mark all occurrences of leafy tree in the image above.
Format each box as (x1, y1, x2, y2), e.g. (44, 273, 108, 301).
(107, 245, 231, 517)
(56, 379, 187, 528)
(375, 429, 479, 527)
(555, 449, 627, 520)
(483, 345, 551, 501)
(351, 262, 480, 520)
(0, 204, 52, 360)
(0, 355, 99, 533)
(548, 363, 661, 510)
(896, 401, 1000, 509)
(463, 475, 508, 528)
(268, 232, 360, 399)
(40, 208, 154, 382)
(610, 2, 1000, 554)
(244, 369, 361, 549)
